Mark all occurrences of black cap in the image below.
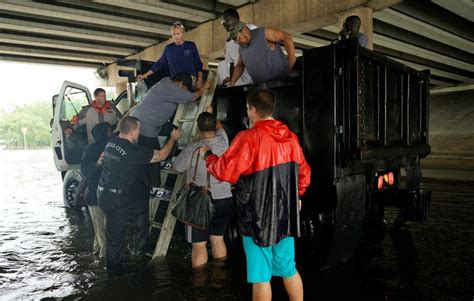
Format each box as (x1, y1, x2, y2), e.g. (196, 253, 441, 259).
(222, 8, 239, 31)
(171, 72, 194, 92)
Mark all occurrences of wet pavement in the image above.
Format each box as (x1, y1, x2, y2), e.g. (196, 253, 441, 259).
(0, 149, 473, 300)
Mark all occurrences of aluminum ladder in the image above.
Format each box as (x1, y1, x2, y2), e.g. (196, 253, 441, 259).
(148, 71, 218, 258)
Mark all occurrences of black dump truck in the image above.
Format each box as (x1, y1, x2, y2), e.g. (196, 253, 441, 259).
(213, 42, 431, 268)
(52, 42, 431, 268)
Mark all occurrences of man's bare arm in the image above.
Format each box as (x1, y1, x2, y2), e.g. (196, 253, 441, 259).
(265, 27, 296, 69)
(228, 56, 245, 87)
(192, 80, 211, 101)
(149, 128, 182, 163)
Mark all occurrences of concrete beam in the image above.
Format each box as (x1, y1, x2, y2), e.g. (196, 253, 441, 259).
(0, 45, 118, 63)
(0, 33, 134, 56)
(431, 84, 474, 94)
(293, 35, 329, 48)
(387, 57, 474, 84)
(374, 45, 474, 79)
(374, 8, 474, 53)
(54, 0, 193, 27)
(0, 0, 170, 34)
(432, 0, 474, 23)
(92, 0, 215, 23)
(373, 19, 474, 64)
(393, 0, 473, 41)
(430, 78, 458, 87)
(218, 0, 255, 6)
(365, 0, 402, 10)
(375, 35, 473, 72)
(0, 17, 157, 47)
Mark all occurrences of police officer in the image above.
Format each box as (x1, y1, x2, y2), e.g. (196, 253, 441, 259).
(97, 116, 181, 275)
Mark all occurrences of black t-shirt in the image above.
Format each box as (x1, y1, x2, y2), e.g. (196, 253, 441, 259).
(98, 136, 154, 193)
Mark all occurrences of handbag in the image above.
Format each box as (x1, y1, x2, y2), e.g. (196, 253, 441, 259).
(171, 148, 215, 230)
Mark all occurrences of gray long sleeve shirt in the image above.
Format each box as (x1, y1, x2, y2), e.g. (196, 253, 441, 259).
(131, 77, 194, 138)
(173, 129, 232, 200)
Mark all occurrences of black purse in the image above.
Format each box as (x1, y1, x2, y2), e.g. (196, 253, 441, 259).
(171, 148, 215, 230)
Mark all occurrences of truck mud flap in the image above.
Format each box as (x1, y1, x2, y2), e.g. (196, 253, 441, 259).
(325, 174, 366, 267)
(400, 189, 431, 223)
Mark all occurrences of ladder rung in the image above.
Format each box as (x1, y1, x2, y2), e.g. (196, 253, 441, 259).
(151, 221, 163, 228)
(178, 118, 195, 123)
(160, 169, 180, 175)
(150, 195, 172, 202)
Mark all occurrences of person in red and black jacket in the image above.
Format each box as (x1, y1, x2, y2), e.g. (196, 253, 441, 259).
(200, 88, 311, 301)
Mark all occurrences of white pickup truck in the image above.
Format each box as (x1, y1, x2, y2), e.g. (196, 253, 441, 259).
(50, 59, 169, 209)
(50, 81, 132, 209)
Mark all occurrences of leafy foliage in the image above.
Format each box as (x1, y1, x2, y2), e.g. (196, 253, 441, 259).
(0, 102, 53, 149)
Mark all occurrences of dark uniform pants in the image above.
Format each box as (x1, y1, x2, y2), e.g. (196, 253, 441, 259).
(138, 135, 161, 188)
(128, 180, 150, 254)
(97, 189, 129, 273)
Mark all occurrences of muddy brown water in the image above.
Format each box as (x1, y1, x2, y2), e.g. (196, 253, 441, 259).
(0, 150, 472, 300)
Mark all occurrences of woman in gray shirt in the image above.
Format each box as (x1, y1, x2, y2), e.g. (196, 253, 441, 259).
(173, 112, 233, 268)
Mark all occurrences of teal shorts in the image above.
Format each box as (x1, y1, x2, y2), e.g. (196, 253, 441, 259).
(242, 236, 298, 283)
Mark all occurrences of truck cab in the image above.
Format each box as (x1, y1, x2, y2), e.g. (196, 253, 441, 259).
(50, 59, 169, 209)
(50, 82, 131, 208)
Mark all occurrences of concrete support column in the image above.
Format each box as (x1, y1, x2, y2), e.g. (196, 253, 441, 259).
(338, 7, 374, 50)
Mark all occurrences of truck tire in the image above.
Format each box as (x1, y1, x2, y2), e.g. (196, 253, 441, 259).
(62, 170, 85, 210)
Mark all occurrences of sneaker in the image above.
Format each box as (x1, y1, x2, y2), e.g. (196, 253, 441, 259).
(160, 160, 172, 170)
(150, 187, 172, 198)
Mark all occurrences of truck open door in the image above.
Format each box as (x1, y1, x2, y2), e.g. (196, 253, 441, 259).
(51, 81, 92, 173)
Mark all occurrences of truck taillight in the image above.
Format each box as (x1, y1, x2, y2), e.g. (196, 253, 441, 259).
(377, 176, 384, 190)
(388, 172, 394, 186)
(377, 171, 396, 190)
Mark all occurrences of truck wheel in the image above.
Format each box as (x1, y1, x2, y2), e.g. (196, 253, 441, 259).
(62, 170, 85, 210)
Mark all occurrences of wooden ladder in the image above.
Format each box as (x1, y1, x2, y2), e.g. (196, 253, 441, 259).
(148, 71, 218, 258)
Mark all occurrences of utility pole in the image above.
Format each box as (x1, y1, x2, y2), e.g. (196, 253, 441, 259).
(21, 127, 28, 150)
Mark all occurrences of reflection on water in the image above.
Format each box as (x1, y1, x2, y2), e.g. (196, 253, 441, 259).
(0, 150, 472, 300)
(0, 150, 77, 299)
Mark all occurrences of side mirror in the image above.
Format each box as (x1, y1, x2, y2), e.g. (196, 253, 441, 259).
(52, 94, 58, 111)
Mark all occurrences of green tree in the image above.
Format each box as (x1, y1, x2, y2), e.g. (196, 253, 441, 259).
(0, 102, 52, 149)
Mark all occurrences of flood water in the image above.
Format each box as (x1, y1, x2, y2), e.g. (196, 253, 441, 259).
(0, 149, 472, 300)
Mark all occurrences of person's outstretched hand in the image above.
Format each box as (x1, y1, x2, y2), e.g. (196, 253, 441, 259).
(170, 128, 183, 141)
